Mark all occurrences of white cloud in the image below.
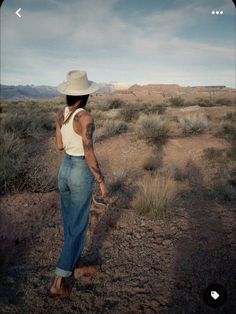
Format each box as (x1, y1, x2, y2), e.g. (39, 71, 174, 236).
(1, 0, 235, 86)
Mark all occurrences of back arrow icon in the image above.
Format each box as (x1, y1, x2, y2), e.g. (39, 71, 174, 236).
(16, 8, 21, 18)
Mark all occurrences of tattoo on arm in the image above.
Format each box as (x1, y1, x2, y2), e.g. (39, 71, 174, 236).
(91, 160, 102, 176)
(74, 112, 81, 123)
(82, 140, 93, 152)
(85, 122, 95, 140)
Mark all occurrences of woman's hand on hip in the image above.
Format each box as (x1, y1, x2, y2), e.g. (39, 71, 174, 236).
(99, 181, 109, 197)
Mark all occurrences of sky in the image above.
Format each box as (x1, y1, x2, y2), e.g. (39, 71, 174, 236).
(1, 0, 235, 87)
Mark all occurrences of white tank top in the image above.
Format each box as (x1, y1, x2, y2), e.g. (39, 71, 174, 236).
(61, 107, 96, 156)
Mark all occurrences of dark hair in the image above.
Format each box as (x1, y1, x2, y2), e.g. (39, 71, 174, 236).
(66, 94, 89, 107)
(63, 94, 89, 125)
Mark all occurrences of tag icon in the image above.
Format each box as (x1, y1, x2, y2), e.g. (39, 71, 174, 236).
(211, 291, 220, 300)
(203, 283, 227, 308)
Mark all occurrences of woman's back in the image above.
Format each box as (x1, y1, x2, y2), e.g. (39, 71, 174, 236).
(61, 107, 96, 157)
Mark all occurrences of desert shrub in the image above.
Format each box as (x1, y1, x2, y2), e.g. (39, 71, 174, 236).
(217, 122, 236, 142)
(227, 145, 236, 159)
(171, 166, 187, 181)
(142, 155, 162, 172)
(2, 105, 54, 139)
(119, 105, 139, 122)
(107, 98, 125, 109)
(107, 169, 127, 195)
(169, 115, 179, 122)
(179, 113, 208, 135)
(156, 105, 167, 115)
(92, 102, 110, 111)
(224, 111, 236, 122)
(168, 96, 185, 107)
(86, 100, 96, 111)
(213, 161, 236, 201)
(202, 147, 224, 160)
(137, 115, 169, 144)
(98, 120, 129, 139)
(92, 110, 106, 128)
(0, 132, 28, 193)
(94, 99, 125, 111)
(0, 131, 57, 194)
(132, 171, 176, 219)
(213, 183, 236, 201)
(24, 161, 57, 193)
(139, 103, 166, 115)
(215, 98, 232, 106)
(195, 98, 214, 107)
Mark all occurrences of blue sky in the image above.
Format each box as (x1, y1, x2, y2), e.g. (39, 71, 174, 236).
(1, 0, 235, 87)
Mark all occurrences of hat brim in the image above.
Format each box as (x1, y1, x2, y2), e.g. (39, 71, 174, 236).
(56, 80, 99, 95)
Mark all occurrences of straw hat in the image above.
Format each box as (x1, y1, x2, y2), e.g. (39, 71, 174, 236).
(57, 70, 99, 95)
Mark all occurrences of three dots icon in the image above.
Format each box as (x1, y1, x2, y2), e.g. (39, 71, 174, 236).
(212, 10, 223, 15)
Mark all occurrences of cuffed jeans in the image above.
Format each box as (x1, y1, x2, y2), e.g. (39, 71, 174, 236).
(55, 153, 95, 277)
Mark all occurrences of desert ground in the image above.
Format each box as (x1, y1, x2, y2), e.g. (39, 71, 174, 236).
(0, 89, 236, 313)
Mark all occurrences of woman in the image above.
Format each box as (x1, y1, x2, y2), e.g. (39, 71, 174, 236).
(49, 70, 109, 297)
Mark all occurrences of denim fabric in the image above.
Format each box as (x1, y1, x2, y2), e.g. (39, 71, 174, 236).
(55, 153, 94, 277)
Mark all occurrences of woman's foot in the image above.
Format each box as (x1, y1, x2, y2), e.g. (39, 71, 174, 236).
(48, 275, 73, 298)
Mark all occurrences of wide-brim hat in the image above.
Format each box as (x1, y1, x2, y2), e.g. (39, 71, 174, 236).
(57, 70, 99, 95)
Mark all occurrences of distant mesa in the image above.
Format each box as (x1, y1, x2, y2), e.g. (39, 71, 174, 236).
(0, 81, 131, 100)
(0, 83, 233, 101)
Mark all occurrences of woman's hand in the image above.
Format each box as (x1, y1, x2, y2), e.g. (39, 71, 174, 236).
(99, 181, 109, 197)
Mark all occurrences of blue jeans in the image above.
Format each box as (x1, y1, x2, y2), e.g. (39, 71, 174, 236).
(55, 153, 95, 277)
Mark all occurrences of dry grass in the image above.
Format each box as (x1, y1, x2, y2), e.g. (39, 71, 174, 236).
(132, 171, 176, 219)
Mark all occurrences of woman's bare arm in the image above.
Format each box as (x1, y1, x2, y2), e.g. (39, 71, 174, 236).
(80, 113, 104, 183)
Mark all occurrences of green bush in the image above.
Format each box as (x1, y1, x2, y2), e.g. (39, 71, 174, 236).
(195, 98, 214, 107)
(168, 96, 185, 107)
(215, 98, 232, 106)
(179, 113, 208, 135)
(137, 115, 169, 144)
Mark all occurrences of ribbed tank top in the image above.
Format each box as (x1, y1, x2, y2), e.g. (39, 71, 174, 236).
(61, 107, 96, 156)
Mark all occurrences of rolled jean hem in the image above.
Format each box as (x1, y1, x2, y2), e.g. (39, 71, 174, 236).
(55, 267, 72, 277)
